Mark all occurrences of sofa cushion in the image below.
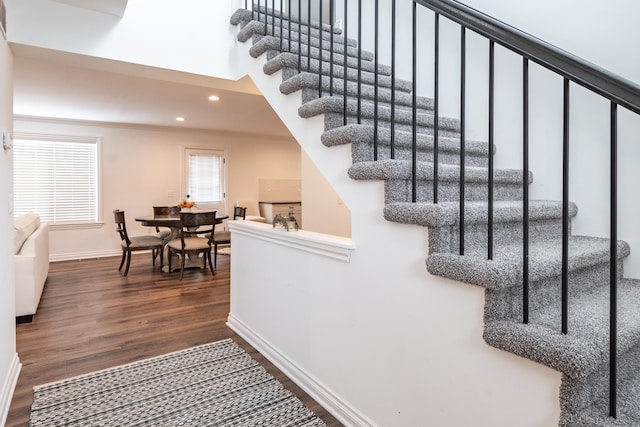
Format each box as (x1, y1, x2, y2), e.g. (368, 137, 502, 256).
(14, 213, 41, 255)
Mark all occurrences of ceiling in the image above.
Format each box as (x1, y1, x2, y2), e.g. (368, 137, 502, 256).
(10, 20, 292, 138)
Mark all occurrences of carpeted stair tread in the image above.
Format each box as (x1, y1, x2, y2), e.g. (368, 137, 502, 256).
(273, 62, 414, 98)
(562, 406, 640, 427)
(231, 8, 344, 38)
(484, 279, 640, 380)
(324, 124, 490, 166)
(321, 124, 487, 157)
(426, 236, 630, 290)
(348, 159, 527, 185)
(299, 96, 459, 133)
(561, 346, 640, 427)
(383, 200, 578, 227)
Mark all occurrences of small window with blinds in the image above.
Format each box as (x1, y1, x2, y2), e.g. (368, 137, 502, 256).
(184, 148, 225, 211)
(13, 134, 100, 227)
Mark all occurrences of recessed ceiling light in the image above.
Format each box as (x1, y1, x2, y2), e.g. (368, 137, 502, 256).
(208, 95, 220, 101)
(176, 117, 185, 122)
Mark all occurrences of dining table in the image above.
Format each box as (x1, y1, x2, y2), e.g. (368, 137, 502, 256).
(135, 210, 229, 273)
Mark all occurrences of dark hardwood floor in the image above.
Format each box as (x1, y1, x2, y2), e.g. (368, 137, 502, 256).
(7, 253, 342, 426)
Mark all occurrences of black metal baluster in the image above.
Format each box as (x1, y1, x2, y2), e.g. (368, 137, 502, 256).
(411, 0, 417, 202)
(319, 0, 323, 99)
(279, 0, 283, 51)
(257, 0, 261, 26)
(433, 13, 440, 204)
(288, 0, 291, 51)
(307, 1, 311, 71)
(391, 0, 396, 159)
(271, 0, 275, 36)
(561, 77, 570, 335)
(610, 101, 618, 419)
(297, 0, 301, 72)
(357, 0, 362, 124)
(488, 40, 494, 260)
(523, 57, 530, 324)
(459, 26, 466, 255)
(329, 0, 334, 96)
(374, 0, 379, 160)
(343, 0, 348, 125)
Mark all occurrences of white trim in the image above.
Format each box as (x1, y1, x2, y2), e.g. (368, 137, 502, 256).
(49, 249, 121, 262)
(228, 221, 355, 262)
(0, 354, 21, 427)
(49, 221, 104, 231)
(227, 314, 375, 427)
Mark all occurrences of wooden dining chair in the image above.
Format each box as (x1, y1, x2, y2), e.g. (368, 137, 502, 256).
(213, 206, 247, 267)
(113, 210, 164, 276)
(152, 206, 180, 241)
(166, 211, 217, 280)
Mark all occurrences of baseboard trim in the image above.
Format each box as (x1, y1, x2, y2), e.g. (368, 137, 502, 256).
(227, 314, 375, 427)
(0, 353, 21, 426)
(49, 249, 121, 262)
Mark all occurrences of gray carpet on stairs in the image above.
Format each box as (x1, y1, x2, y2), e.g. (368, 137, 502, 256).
(231, 6, 640, 426)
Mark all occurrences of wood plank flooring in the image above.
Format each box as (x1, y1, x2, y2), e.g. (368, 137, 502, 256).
(6, 253, 342, 426)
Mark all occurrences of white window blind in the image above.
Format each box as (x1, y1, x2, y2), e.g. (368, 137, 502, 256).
(13, 135, 99, 225)
(186, 149, 224, 206)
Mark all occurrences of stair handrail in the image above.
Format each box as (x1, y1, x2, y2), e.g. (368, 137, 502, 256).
(416, 0, 640, 115)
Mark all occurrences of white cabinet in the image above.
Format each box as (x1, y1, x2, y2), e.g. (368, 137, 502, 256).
(259, 202, 302, 228)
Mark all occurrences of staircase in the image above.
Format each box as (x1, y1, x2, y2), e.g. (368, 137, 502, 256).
(230, 4, 640, 426)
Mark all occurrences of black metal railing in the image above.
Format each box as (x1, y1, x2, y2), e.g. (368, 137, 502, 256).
(241, 0, 640, 418)
(414, 0, 640, 418)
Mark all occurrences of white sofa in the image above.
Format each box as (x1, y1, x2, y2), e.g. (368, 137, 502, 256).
(14, 213, 50, 321)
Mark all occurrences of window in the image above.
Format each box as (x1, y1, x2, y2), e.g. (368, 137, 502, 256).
(184, 148, 225, 211)
(13, 133, 100, 227)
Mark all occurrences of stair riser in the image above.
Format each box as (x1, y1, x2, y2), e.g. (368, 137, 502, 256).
(428, 218, 566, 255)
(323, 112, 461, 138)
(384, 179, 523, 204)
(248, 14, 349, 44)
(298, 86, 431, 112)
(485, 260, 624, 322)
(270, 47, 394, 80)
(321, 125, 490, 164)
(250, 32, 374, 63)
(256, 21, 364, 56)
(278, 67, 414, 96)
(351, 142, 488, 167)
(559, 340, 640, 422)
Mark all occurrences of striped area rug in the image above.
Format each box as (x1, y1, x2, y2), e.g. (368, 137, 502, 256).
(30, 339, 327, 426)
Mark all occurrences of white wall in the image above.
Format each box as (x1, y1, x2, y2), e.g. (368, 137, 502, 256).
(13, 118, 302, 260)
(229, 27, 562, 427)
(301, 151, 351, 238)
(0, 32, 20, 426)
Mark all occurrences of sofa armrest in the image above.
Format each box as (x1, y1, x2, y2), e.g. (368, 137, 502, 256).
(15, 222, 50, 317)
